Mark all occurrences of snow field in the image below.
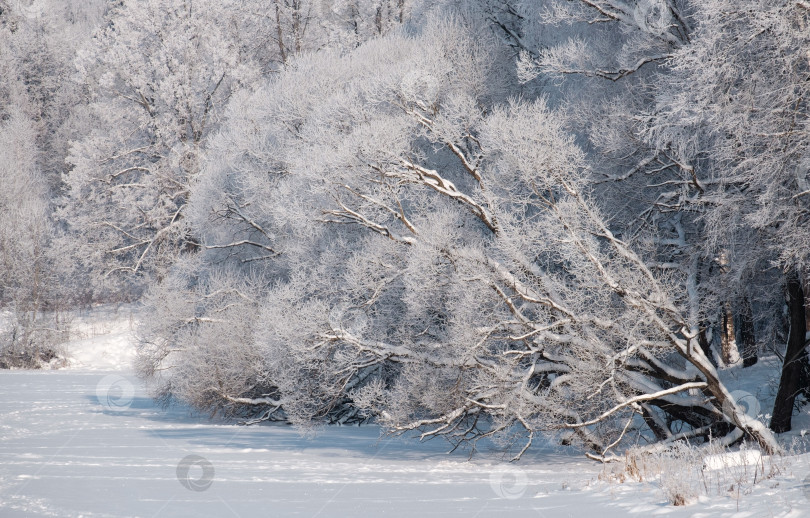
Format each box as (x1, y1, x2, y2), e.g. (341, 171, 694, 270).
(1, 309, 810, 517)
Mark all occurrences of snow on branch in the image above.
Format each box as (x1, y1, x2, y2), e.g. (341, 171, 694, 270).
(562, 381, 708, 429)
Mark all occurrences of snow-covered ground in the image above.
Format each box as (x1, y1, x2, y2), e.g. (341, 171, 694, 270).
(2, 308, 810, 517)
(60, 305, 139, 371)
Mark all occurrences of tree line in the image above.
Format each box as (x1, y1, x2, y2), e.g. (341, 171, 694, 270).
(2, 0, 809, 459)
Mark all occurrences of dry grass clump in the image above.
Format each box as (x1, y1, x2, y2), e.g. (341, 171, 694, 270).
(599, 440, 790, 506)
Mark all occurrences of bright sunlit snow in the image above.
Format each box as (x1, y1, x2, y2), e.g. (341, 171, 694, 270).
(1, 310, 810, 517)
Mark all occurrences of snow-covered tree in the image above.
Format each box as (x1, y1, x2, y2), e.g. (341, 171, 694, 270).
(0, 0, 107, 191)
(58, 0, 419, 298)
(508, 1, 779, 374)
(0, 106, 59, 366)
(58, 0, 266, 295)
(648, 0, 810, 433)
(0, 0, 107, 365)
(229, 0, 411, 71)
(138, 18, 780, 458)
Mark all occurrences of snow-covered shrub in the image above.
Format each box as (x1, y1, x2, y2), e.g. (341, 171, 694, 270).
(620, 441, 787, 506)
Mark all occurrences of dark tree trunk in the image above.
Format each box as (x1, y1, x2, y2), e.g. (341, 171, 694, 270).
(739, 296, 758, 367)
(640, 403, 670, 441)
(698, 324, 718, 368)
(770, 270, 810, 433)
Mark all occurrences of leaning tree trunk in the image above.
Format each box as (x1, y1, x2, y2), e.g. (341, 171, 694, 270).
(570, 194, 782, 453)
(739, 296, 757, 368)
(770, 270, 810, 433)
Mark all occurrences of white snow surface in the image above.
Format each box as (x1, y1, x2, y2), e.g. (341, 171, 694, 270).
(702, 450, 762, 471)
(2, 307, 810, 516)
(61, 305, 138, 371)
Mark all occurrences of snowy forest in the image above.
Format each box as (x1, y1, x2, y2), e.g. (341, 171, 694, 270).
(4, 0, 810, 472)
